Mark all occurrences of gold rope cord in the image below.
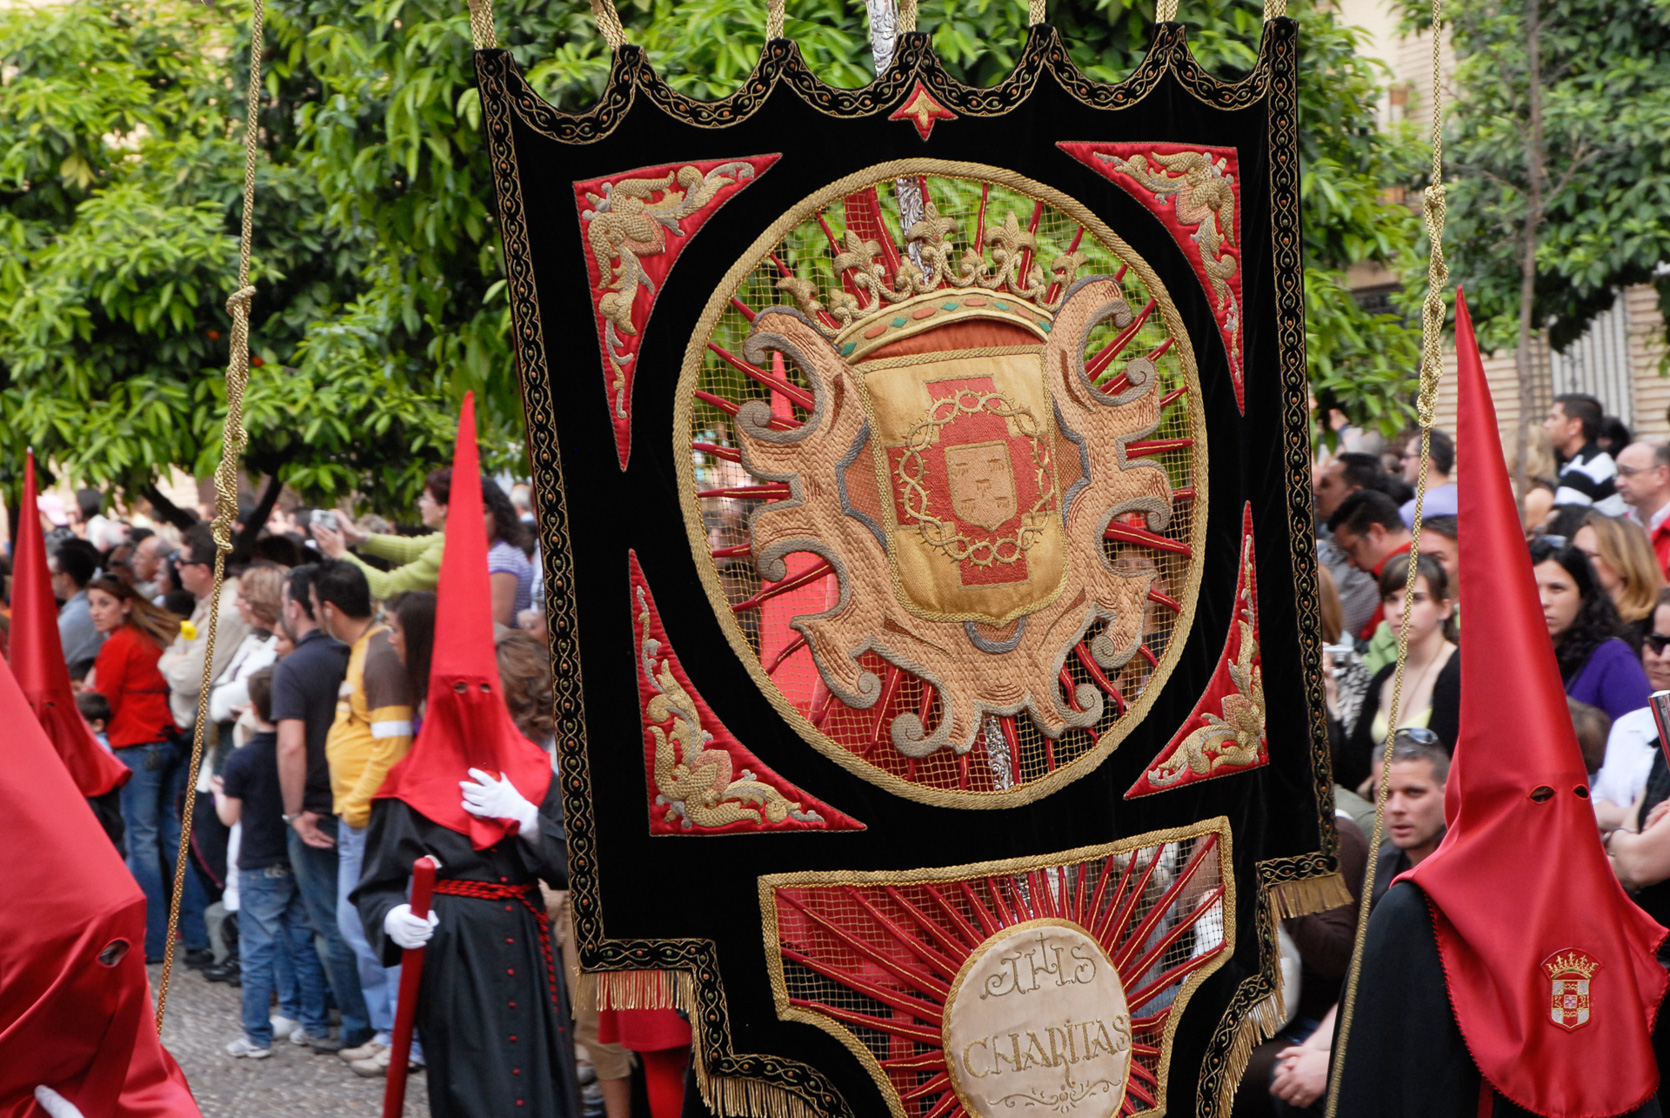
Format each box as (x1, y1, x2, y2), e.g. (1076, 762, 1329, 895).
(1029, 0, 1047, 26)
(766, 0, 786, 41)
(154, 0, 264, 1031)
(1263, 0, 1288, 20)
(1157, 0, 1180, 22)
(468, 0, 498, 51)
(589, 0, 628, 51)
(1323, 0, 1447, 1106)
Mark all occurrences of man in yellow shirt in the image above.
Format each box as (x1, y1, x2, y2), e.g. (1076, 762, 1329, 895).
(313, 561, 415, 1075)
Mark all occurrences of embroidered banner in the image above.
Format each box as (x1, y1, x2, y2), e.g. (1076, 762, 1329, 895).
(480, 16, 1342, 1118)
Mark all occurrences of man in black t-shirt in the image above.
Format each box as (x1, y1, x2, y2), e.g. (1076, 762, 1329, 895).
(271, 565, 369, 1051)
(214, 667, 332, 1057)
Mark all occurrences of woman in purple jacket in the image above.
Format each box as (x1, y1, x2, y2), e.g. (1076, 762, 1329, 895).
(1531, 537, 1651, 721)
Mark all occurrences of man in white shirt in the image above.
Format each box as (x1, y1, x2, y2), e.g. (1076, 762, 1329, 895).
(158, 526, 250, 731)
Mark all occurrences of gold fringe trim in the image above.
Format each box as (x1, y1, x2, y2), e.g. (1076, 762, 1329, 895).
(1213, 989, 1287, 1116)
(1268, 872, 1351, 920)
(706, 1075, 822, 1118)
(577, 968, 695, 1014)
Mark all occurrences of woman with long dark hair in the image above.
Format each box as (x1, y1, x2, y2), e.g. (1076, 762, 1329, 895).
(478, 476, 533, 626)
(384, 591, 436, 723)
(1530, 537, 1651, 721)
(1341, 554, 1460, 793)
(84, 577, 206, 962)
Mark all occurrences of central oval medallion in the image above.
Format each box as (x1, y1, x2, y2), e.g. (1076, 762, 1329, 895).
(943, 919, 1133, 1118)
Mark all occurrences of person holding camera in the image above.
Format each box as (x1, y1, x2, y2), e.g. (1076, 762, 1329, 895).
(309, 475, 449, 598)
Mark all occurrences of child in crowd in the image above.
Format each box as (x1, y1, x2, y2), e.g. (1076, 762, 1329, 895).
(211, 666, 331, 1058)
(76, 691, 113, 750)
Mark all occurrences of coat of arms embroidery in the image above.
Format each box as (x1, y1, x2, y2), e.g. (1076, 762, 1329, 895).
(1543, 950, 1599, 1031)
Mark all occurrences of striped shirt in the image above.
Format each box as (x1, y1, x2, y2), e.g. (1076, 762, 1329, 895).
(1555, 443, 1626, 516)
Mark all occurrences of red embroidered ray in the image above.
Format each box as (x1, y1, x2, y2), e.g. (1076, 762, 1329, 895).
(1125, 503, 1268, 798)
(1060, 142, 1246, 412)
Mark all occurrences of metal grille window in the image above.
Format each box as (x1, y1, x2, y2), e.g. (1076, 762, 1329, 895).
(1541, 292, 1633, 426)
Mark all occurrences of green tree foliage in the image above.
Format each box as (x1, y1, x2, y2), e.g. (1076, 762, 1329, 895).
(0, 0, 1420, 511)
(1402, 0, 1670, 354)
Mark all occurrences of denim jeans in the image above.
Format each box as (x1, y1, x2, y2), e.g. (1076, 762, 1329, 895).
(337, 819, 401, 1040)
(287, 829, 371, 1044)
(114, 739, 209, 959)
(239, 863, 329, 1047)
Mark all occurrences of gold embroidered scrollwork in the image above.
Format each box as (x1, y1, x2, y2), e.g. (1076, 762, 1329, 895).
(638, 587, 822, 829)
(1146, 546, 1264, 788)
(582, 161, 761, 417)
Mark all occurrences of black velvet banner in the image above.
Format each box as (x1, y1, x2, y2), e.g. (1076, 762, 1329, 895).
(480, 20, 1340, 1118)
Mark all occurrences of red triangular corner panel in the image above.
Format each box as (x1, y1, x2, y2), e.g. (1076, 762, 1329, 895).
(1126, 503, 1267, 798)
(630, 551, 864, 835)
(576, 154, 781, 468)
(1060, 141, 1245, 412)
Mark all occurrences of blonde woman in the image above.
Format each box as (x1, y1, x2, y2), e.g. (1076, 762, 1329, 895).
(1575, 512, 1666, 654)
(1521, 423, 1559, 530)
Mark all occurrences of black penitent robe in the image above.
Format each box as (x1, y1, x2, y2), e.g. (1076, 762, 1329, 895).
(1334, 881, 1665, 1118)
(355, 782, 580, 1118)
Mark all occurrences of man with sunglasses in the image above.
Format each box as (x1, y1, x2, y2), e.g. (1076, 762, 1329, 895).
(1395, 428, 1456, 528)
(1367, 730, 1448, 913)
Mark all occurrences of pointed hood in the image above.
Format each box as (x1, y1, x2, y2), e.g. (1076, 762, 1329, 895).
(8, 451, 129, 798)
(1401, 291, 1666, 1117)
(377, 393, 552, 849)
(0, 645, 198, 1115)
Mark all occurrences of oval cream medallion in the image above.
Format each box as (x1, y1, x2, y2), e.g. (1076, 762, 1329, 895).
(943, 918, 1132, 1118)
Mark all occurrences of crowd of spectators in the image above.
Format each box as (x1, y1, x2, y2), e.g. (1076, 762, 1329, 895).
(1240, 393, 1670, 1114)
(0, 476, 628, 1116)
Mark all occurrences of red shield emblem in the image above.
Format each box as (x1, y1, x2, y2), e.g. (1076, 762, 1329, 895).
(1543, 950, 1599, 1032)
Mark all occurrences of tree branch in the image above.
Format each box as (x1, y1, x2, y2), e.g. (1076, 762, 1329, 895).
(141, 484, 200, 532)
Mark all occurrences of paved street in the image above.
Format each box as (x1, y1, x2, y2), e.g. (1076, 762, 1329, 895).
(149, 963, 429, 1118)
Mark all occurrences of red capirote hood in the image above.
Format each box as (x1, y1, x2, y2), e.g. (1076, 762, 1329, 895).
(376, 392, 552, 848)
(1400, 289, 1668, 1117)
(0, 645, 198, 1117)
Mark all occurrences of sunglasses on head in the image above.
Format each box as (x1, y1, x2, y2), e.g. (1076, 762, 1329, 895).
(1647, 633, 1670, 655)
(1393, 727, 1440, 747)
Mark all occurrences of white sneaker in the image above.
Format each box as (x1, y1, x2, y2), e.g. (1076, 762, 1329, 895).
(226, 1036, 272, 1059)
(269, 1015, 301, 1041)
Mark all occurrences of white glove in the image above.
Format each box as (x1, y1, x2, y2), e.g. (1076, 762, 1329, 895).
(34, 1086, 85, 1118)
(460, 768, 539, 837)
(384, 903, 439, 950)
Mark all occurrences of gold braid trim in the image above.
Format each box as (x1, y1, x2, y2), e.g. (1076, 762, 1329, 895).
(467, 0, 497, 50)
(590, 0, 627, 50)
